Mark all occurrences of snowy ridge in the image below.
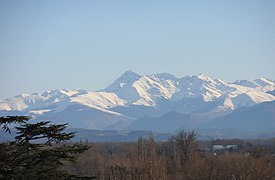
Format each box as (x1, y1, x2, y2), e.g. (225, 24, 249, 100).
(233, 78, 275, 91)
(173, 74, 233, 102)
(1, 71, 275, 130)
(216, 84, 275, 111)
(0, 89, 126, 115)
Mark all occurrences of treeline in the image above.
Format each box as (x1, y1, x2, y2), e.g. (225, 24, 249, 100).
(1, 116, 274, 179)
(66, 133, 275, 180)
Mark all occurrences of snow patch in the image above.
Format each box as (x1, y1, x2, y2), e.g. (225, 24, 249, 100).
(28, 109, 51, 115)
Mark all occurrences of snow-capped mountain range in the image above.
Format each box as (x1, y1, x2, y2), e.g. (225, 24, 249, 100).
(1, 70, 275, 131)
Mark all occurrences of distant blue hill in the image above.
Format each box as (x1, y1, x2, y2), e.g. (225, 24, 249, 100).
(205, 100, 275, 131)
(127, 111, 192, 132)
(1, 127, 274, 142)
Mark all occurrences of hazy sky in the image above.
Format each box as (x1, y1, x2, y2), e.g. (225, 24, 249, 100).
(1, 0, 275, 99)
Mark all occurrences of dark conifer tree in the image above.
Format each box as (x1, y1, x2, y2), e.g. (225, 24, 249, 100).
(0, 116, 89, 179)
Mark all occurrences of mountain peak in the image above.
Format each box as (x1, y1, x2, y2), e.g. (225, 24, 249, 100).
(253, 78, 275, 87)
(114, 70, 141, 83)
(122, 70, 140, 77)
(105, 70, 141, 89)
(104, 70, 142, 102)
(197, 73, 213, 82)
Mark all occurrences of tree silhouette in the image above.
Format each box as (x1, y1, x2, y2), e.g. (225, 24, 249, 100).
(0, 116, 89, 179)
(173, 130, 197, 166)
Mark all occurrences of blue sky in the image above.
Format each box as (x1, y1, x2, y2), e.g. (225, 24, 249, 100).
(0, 0, 275, 99)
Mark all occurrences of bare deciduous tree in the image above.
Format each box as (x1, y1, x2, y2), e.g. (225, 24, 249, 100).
(173, 130, 197, 166)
